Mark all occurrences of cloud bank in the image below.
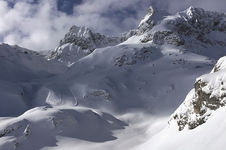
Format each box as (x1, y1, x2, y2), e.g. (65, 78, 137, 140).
(0, 0, 150, 51)
(0, 0, 225, 51)
(0, 0, 74, 51)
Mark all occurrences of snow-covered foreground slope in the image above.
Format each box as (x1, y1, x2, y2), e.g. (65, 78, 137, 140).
(0, 106, 128, 150)
(137, 56, 226, 150)
(169, 56, 226, 131)
(136, 106, 226, 150)
(0, 6, 226, 150)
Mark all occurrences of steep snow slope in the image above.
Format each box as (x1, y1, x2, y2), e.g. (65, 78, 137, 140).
(0, 44, 66, 116)
(137, 106, 226, 150)
(169, 56, 226, 130)
(0, 6, 226, 150)
(136, 56, 226, 150)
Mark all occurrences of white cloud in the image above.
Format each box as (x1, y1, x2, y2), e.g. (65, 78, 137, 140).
(72, 0, 150, 35)
(0, 0, 150, 51)
(0, 0, 75, 51)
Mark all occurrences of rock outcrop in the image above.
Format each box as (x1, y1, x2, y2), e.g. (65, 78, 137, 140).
(49, 6, 226, 66)
(139, 6, 226, 48)
(170, 56, 226, 131)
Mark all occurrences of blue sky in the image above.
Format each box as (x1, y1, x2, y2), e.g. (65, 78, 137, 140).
(57, 0, 83, 14)
(0, 0, 226, 51)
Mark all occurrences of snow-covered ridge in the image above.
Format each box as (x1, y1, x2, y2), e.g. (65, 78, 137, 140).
(59, 26, 121, 50)
(0, 43, 66, 75)
(169, 56, 226, 131)
(48, 26, 122, 66)
(129, 6, 226, 51)
(211, 56, 226, 72)
(49, 6, 226, 66)
(137, 6, 169, 34)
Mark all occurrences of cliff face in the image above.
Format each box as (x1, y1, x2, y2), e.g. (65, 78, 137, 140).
(170, 56, 226, 131)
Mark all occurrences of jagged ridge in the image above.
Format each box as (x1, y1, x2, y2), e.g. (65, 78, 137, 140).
(48, 26, 123, 66)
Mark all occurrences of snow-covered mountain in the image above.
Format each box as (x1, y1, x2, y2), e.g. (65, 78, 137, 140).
(0, 6, 226, 150)
(49, 6, 226, 66)
(48, 26, 122, 66)
(126, 6, 226, 58)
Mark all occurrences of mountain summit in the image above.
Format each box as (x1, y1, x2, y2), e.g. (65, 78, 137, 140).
(49, 26, 122, 66)
(48, 6, 226, 66)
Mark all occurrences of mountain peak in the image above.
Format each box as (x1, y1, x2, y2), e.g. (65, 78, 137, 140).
(68, 25, 94, 39)
(130, 6, 226, 53)
(185, 6, 198, 16)
(137, 5, 169, 34)
(49, 25, 122, 66)
(59, 25, 94, 46)
(181, 6, 224, 19)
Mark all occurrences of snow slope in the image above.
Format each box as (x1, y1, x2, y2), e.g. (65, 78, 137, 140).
(169, 56, 226, 130)
(42, 6, 226, 114)
(137, 56, 226, 150)
(0, 43, 66, 116)
(137, 106, 226, 150)
(0, 106, 127, 150)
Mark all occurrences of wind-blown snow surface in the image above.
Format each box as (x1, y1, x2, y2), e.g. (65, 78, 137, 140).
(0, 6, 226, 150)
(136, 106, 226, 150)
(137, 58, 226, 149)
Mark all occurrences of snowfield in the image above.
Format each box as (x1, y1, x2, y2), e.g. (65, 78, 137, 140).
(0, 6, 226, 150)
(137, 106, 226, 150)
